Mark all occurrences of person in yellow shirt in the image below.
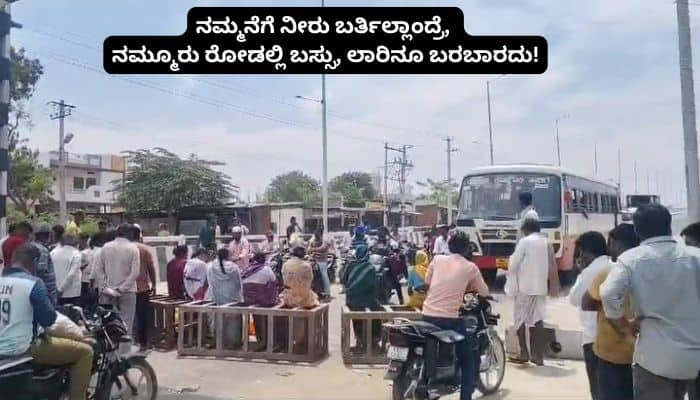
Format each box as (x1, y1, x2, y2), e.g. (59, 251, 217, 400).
(406, 250, 429, 310)
(582, 223, 640, 400)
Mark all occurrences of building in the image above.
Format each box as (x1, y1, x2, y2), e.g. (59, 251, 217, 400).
(38, 151, 126, 214)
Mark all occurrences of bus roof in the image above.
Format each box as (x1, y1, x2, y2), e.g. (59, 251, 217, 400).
(465, 164, 618, 189)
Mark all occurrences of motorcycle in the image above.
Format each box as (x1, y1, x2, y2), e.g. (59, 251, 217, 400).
(0, 304, 158, 400)
(383, 294, 506, 400)
(370, 253, 395, 305)
(269, 248, 291, 293)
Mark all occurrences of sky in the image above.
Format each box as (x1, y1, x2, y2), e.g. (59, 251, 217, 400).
(10, 0, 700, 206)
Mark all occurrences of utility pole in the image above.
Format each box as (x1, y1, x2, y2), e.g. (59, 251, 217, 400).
(383, 142, 389, 226)
(554, 115, 570, 166)
(384, 143, 413, 228)
(617, 148, 622, 192)
(646, 169, 650, 194)
(486, 81, 494, 165)
(0, 1, 19, 236)
(49, 99, 76, 224)
(444, 137, 458, 225)
(320, 0, 329, 233)
(676, 0, 700, 220)
(634, 160, 638, 194)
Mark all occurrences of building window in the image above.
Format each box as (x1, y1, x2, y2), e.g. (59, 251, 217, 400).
(94, 190, 100, 198)
(73, 177, 85, 191)
(86, 177, 97, 188)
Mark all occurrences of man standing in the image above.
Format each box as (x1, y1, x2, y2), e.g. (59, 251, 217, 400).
(228, 226, 251, 270)
(309, 227, 333, 299)
(518, 192, 539, 221)
(2, 221, 32, 269)
(32, 224, 58, 306)
(198, 215, 217, 251)
(131, 226, 156, 350)
(506, 218, 560, 365)
(432, 225, 450, 256)
(50, 234, 83, 306)
(568, 231, 611, 400)
(601, 205, 700, 400)
(78, 232, 94, 307)
(286, 216, 302, 242)
(582, 224, 640, 400)
(93, 223, 141, 331)
(0, 223, 16, 268)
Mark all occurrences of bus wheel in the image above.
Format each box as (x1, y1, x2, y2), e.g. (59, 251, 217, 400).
(482, 269, 497, 288)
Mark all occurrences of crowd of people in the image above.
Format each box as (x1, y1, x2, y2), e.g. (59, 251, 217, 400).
(2, 200, 700, 400)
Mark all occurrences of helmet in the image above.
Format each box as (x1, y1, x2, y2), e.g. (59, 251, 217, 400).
(369, 254, 383, 266)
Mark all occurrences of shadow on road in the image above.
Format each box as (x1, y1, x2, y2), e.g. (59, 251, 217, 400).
(515, 363, 578, 378)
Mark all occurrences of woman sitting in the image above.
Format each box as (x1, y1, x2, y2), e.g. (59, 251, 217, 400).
(406, 249, 429, 310)
(242, 252, 279, 350)
(206, 248, 244, 349)
(345, 244, 382, 351)
(280, 245, 318, 353)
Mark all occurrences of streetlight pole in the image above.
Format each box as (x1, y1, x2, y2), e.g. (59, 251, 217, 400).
(49, 99, 75, 223)
(320, 0, 328, 233)
(444, 137, 458, 225)
(486, 81, 494, 165)
(676, 0, 700, 220)
(555, 114, 570, 166)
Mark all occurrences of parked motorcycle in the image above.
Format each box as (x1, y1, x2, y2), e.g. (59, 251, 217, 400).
(0, 305, 158, 400)
(384, 294, 506, 400)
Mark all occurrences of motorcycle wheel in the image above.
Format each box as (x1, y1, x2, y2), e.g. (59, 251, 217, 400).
(97, 357, 158, 400)
(477, 333, 506, 395)
(392, 357, 428, 400)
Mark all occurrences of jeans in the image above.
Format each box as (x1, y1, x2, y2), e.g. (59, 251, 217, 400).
(31, 335, 93, 400)
(633, 364, 696, 400)
(583, 343, 600, 400)
(423, 315, 479, 400)
(317, 261, 331, 297)
(597, 359, 632, 400)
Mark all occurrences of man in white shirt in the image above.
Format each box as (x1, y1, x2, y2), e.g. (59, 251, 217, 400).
(568, 231, 610, 400)
(50, 234, 83, 305)
(93, 224, 140, 330)
(432, 225, 450, 256)
(519, 192, 539, 222)
(506, 218, 559, 365)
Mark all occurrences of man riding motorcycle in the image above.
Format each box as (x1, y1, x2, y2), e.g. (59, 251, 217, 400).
(0, 244, 93, 400)
(371, 226, 405, 304)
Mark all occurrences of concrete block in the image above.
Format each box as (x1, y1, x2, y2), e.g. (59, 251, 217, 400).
(505, 325, 584, 361)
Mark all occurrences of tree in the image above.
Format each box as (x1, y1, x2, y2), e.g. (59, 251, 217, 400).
(330, 171, 377, 207)
(418, 178, 459, 207)
(7, 48, 52, 217)
(7, 147, 53, 215)
(9, 47, 43, 151)
(114, 148, 235, 215)
(265, 171, 320, 204)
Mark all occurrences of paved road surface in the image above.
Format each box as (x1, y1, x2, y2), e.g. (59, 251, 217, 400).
(150, 286, 590, 400)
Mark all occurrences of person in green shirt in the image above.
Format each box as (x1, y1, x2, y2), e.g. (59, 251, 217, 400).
(345, 244, 381, 351)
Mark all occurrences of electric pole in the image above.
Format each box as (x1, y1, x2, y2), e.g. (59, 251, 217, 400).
(444, 137, 458, 225)
(634, 160, 638, 194)
(49, 99, 76, 224)
(384, 143, 413, 228)
(0, 1, 19, 237)
(617, 148, 622, 192)
(594, 142, 598, 176)
(676, 0, 700, 219)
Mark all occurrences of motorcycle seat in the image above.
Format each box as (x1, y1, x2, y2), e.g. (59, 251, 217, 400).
(0, 355, 33, 373)
(428, 330, 465, 344)
(407, 320, 443, 335)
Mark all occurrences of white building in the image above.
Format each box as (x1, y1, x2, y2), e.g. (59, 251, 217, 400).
(38, 151, 126, 213)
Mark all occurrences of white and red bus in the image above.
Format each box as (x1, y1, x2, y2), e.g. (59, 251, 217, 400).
(455, 164, 620, 284)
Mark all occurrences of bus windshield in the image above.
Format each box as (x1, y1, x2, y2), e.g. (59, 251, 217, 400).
(458, 173, 562, 222)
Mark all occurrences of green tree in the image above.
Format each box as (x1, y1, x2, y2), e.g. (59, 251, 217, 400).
(9, 47, 43, 151)
(8, 147, 54, 215)
(6, 48, 52, 217)
(115, 148, 235, 215)
(265, 171, 320, 204)
(417, 178, 459, 207)
(330, 171, 377, 207)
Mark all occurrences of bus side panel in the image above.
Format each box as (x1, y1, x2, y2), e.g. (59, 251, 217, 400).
(560, 212, 617, 271)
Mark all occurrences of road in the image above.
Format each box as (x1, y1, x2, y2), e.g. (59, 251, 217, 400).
(149, 288, 590, 400)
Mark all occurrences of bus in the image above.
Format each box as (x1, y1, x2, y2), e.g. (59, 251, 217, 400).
(620, 194, 661, 222)
(455, 164, 620, 285)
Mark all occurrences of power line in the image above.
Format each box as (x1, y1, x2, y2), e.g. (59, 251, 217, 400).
(25, 26, 448, 143)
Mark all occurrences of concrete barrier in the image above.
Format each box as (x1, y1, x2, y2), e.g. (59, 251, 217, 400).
(504, 325, 584, 361)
